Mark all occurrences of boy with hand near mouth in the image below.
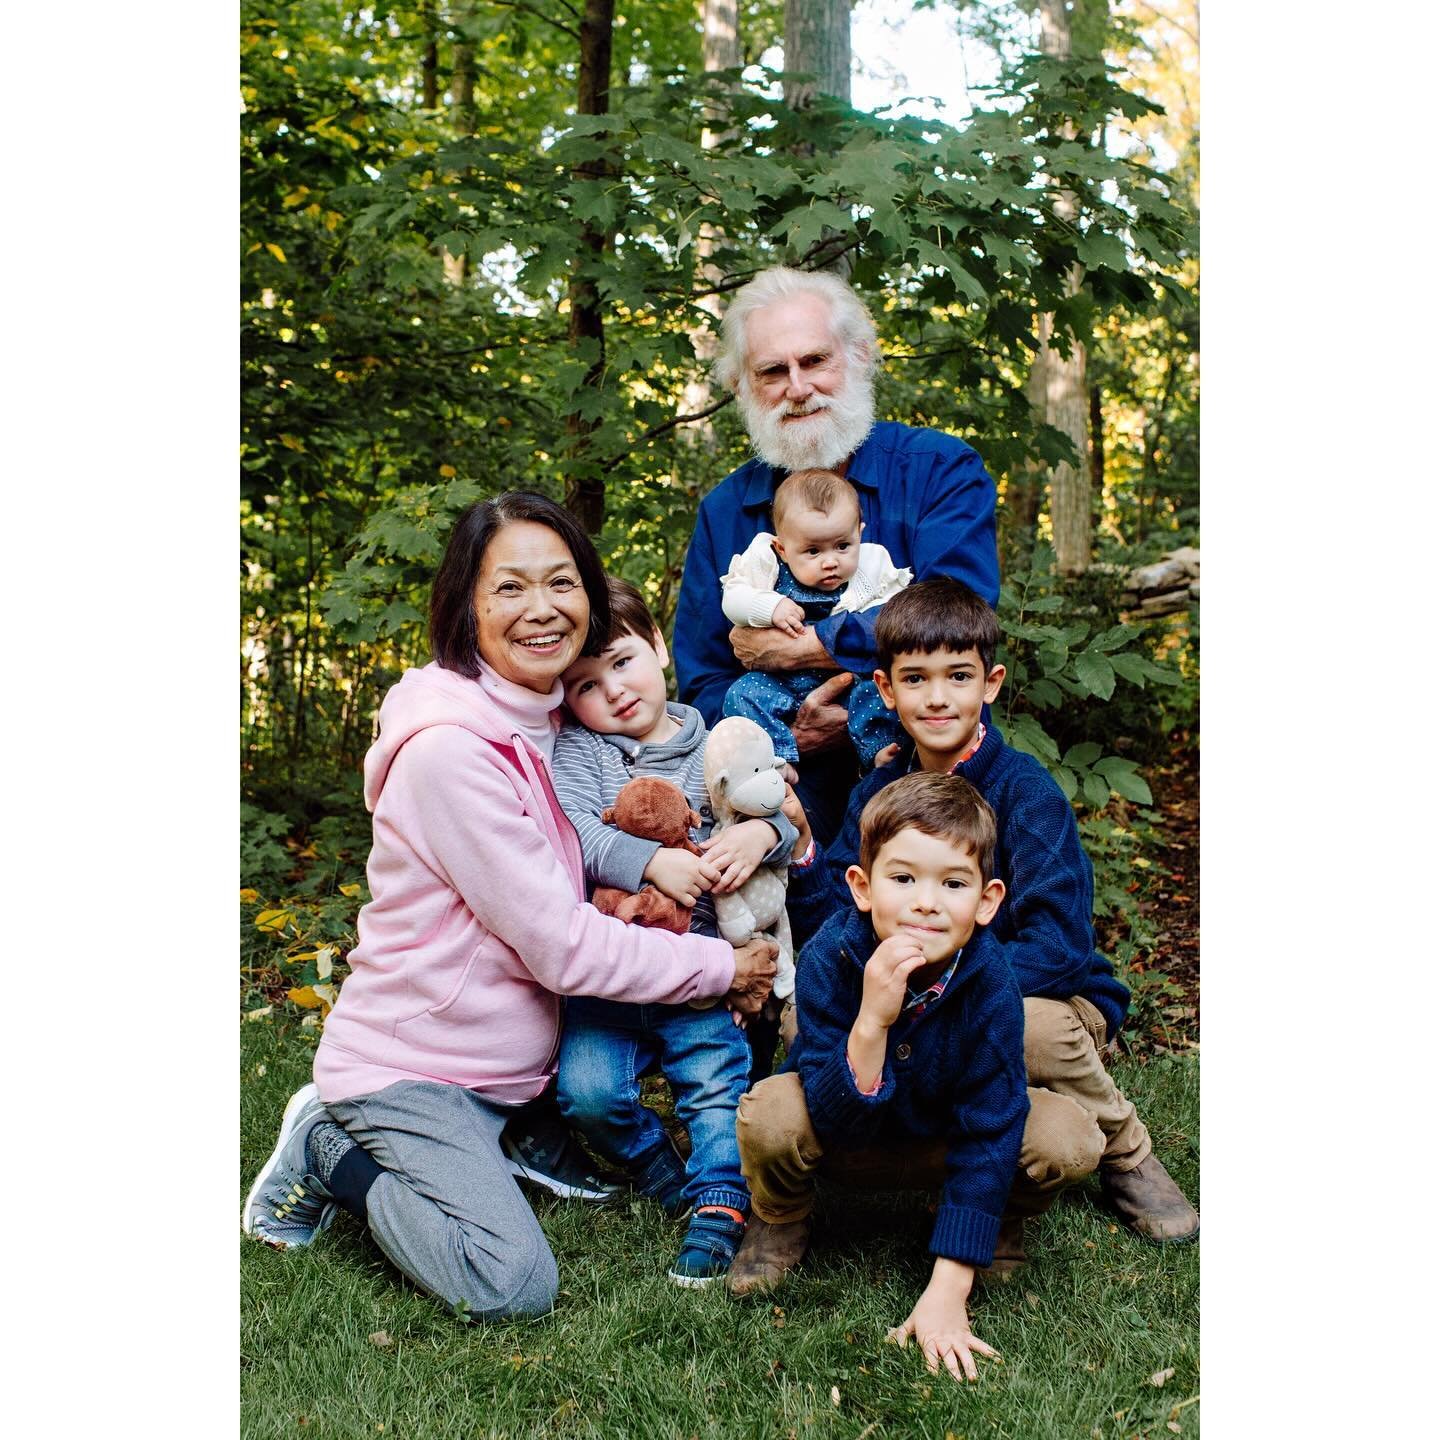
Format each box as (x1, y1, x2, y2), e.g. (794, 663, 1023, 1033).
(719, 468, 911, 769)
(550, 578, 798, 1287)
(782, 578, 1199, 1258)
(731, 773, 1030, 1383)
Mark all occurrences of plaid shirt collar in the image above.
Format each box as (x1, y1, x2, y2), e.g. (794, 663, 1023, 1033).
(903, 951, 961, 1019)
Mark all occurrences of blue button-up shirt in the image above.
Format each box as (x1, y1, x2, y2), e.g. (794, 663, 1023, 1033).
(673, 421, 1001, 725)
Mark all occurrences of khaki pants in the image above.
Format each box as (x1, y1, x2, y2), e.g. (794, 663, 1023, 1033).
(1025, 996, 1150, 1172)
(738, 1071, 1104, 1225)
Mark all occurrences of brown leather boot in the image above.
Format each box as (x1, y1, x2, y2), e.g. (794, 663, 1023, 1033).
(975, 1215, 1026, 1283)
(1100, 1154, 1199, 1242)
(725, 1217, 811, 1297)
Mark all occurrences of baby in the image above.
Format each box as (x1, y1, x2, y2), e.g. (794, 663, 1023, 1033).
(720, 468, 910, 768)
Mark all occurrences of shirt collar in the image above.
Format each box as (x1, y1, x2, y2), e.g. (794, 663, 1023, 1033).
(738, 429, 883, 511)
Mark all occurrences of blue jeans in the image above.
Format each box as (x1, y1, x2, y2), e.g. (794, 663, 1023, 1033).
(556, 997, 751, 1214)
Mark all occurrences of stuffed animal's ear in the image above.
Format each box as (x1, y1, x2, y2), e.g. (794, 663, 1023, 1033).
(687, 806, 702, 829)
(601, 806, 616, 824)
(710, 768, 728, 797)
(770, 757, 785, 773)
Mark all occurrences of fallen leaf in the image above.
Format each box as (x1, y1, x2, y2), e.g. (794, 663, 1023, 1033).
(300, 1014, 320, 1029)
(255, 908, 293, 934)
(339, 883, 363, 899)
(1150, 1366, 1175, 1387)
(830, 1386, 840, 1407)
(1167, 1425, 1181, 1434)
(240, 887, 259, 903)
(243, 1006, 272, 1022)
(369, 1331, 392, 1348)
(255, 1064, 266, 1076)
(288, 985, 326, 1010)
(316, 947, 335, 980)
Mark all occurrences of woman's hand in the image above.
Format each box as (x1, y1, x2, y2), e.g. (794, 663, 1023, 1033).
(726, 936, 779, 1015)
(700, 819, 778, 895)
(642, 847, 721, 906)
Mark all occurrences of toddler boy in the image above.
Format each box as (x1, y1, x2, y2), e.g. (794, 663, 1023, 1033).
(731, 773, 1036, 1382)
(551, 578, 798, 1286)
(783, 578, 1200, 1258)
(720, 468, 910, 768)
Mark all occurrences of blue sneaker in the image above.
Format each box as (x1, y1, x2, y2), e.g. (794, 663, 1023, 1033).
(667, 1210, 747, 1289)
(629, 1140, 691, 1220)
(243, 1083, 337, 1249)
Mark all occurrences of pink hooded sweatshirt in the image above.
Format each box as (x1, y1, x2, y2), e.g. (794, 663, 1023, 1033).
(314, 662, 736, 1106)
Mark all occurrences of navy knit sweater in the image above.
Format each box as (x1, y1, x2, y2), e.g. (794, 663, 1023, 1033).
(787, 724, 1132, 1039)
(786, 904, 1028, 1267)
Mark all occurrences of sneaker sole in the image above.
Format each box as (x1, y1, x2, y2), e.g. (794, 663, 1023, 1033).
(667, 1269, 726, 1289)
(242, 1082, 337, 1247)
(503, 1157, 616, 1204)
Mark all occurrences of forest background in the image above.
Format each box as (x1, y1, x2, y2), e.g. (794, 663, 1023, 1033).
(240, 0, 1200, 1040)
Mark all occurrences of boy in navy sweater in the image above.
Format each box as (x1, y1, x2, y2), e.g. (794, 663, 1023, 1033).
(782, 578, 1199, 1256)
(731, 773, 1052, 1381)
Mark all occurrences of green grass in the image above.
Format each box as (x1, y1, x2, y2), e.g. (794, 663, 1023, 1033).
(241, 1019, 1198, 1440)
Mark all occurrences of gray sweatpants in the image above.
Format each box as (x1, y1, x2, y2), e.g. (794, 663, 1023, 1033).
(327, 1080, 558, 1321)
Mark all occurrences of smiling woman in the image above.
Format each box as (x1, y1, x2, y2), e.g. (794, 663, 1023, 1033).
(242, 491, 780, 1322)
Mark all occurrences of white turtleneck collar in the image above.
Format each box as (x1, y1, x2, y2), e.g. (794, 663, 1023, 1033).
(477, 659, 564, 766)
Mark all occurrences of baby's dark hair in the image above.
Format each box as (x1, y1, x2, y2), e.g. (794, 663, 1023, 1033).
(874, 577, 1001, 675)
(603, 575, 662, 647)
(857, 771, 997, 884)
(771, 468, 861, 532)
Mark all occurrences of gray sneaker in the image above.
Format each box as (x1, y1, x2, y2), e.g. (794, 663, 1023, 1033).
(243, 1083, 338, 1249)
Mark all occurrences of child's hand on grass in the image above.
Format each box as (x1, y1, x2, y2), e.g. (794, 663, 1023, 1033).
(643, 847, 721, 906)
(769, 598, 807, 637)
(701, 819, 779, 894)
(888, 1259, 997, 1384)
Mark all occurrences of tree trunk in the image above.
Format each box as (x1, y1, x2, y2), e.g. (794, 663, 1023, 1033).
(784, 0, 853, 278)
(1035, 0, 1092, 577)
(1004, 348, 1048, 556)
(679, 0, 742, 451)
(563, 0, 616, 534)
(442, 14, 476, 286)
(783, 0, 850, 106)
(1089, 383, 1104, 497)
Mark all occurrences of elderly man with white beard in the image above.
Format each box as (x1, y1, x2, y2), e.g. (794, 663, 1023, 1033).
(673, 267, 1000, 852)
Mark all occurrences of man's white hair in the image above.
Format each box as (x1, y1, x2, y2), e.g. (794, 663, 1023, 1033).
(713, 266, 879, 394)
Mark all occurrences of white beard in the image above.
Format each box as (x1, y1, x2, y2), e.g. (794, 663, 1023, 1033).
(739, 368, 875, 473)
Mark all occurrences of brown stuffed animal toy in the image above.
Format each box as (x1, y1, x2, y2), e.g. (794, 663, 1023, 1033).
(591, 776, 702, 935)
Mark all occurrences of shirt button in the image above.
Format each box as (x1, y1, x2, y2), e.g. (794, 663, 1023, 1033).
(895, 1043, 912, 1060)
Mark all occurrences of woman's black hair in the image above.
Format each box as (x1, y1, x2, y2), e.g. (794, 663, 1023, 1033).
(429, 491, 611, 676)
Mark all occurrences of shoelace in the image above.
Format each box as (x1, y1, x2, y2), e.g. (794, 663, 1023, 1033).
(269, 1174, 327, 1225)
